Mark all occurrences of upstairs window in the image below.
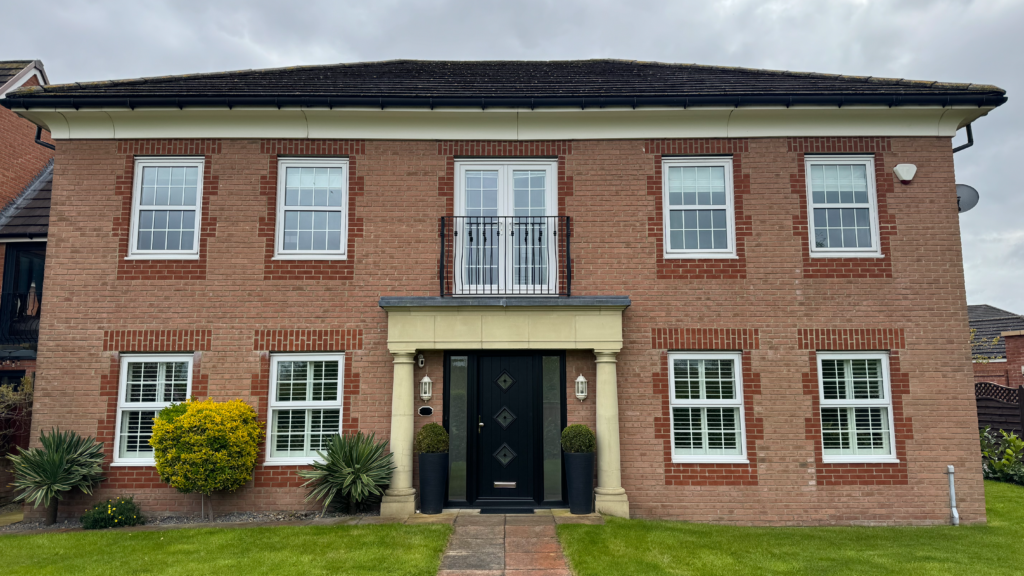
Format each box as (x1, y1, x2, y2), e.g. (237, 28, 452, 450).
(662, 157, 736, 258)
(129, 157, 204, 259)
(274, 158, 349, 259)
(668, 352, 747, 463)
(817, 352, 897, 462)
(114, 354, 192, 464)
(806, 156, 881, 257)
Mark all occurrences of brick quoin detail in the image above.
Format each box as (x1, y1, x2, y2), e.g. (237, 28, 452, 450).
(103, 329, 213, 352)
(252, 329, 363, 352)
(436, 141, 574, 216)
(646, 139, 752, 280)
(113, 140, 221, 281)
(258, 140, 366, 281)
(800, 327, 912, 486)
(97, 354, 210, 490)
(789, 137, 896, 279)
(653, 328, 762, 486)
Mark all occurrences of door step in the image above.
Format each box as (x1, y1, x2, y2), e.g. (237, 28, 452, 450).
(480, 508, 535, 515)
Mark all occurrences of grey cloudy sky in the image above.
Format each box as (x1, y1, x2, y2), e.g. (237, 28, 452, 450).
(5, 0, 1022, 311)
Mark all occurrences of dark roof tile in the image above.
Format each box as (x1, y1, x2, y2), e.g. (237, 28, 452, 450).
(0, 60, 33, 88)
(2, 60, 1006, 109)
(969, 305, 1024, 359)
(0, 162, 51, 239)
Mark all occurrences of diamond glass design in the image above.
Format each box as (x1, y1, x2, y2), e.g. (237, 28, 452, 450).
(493, 443, 517, 467)
(495, 371, 516, 391)
(494, 407, 517, 430)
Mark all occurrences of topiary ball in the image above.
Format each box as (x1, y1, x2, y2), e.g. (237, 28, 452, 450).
(414, 422, 449, 454)
(561, 424, 596, 453)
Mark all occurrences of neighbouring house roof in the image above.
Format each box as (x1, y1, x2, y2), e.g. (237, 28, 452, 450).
(0, 59, 1007, 110)
(0, 60, 48, 97)
(0, 160, 51, 240)
(969, 304, 1024, 360)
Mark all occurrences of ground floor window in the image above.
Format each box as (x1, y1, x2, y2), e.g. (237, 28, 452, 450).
(668, 351, 747, 463)
(266, 353, 344, 464)
(817, 352, 896, 462)
(114, 354, 192, 464)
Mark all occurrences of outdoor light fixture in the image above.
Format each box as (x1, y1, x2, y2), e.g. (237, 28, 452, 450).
(420, 375, 433, 402)
(893, 164, 917, 185)
(575, 374, 588, 402)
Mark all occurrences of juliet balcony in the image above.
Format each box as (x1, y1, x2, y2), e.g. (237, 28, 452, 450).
(439, 216, 571, 297)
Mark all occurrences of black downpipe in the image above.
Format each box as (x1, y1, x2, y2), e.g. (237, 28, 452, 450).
(34, 126, 55, 150)
(953, 124, 974, 153)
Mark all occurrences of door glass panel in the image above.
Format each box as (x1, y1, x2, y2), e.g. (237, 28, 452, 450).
(542, 356, 562, 502)
(448, 356, 469, 501)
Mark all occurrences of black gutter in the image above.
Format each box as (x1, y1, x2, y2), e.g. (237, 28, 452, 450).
(0, 92, 1008, 111)
(34, 126, 55, 150)
(953, 123, 974, 153)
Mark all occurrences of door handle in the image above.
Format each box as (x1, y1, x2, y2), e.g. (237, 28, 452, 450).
(478, 416, 484, 434)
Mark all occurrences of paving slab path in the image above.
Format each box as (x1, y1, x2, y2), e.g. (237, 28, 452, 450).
(434, 508, 603, 576)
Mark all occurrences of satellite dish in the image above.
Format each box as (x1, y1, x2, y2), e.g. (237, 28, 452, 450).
(956, 184, 979, 213)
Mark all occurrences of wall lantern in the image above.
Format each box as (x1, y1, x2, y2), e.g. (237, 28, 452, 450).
(575, 374, 588, 402)
(420, 375, 433, 402)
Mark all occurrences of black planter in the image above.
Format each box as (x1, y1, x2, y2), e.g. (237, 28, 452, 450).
(564, 451, 595, 514)
(418, 452, 449, 515)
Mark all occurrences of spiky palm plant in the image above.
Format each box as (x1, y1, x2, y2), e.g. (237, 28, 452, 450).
(297, 431, 394, 516)
(7, 428, 106, 525)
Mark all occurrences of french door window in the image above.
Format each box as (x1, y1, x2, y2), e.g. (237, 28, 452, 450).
(454, 161, 558, 295)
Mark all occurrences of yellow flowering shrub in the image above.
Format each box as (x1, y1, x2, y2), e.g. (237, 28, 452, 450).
(81, 496, 144, 529)
(150, 399, 264, 495)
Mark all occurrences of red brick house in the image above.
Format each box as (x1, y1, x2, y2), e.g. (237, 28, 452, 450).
(970, 305, 1024, 389)
(0, 59, 53, 504)
(0, 60, 1007, 525)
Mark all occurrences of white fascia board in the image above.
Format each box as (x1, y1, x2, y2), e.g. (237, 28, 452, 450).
(11, 104, 997, 141)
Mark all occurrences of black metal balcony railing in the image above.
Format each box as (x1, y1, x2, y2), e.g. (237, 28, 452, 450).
(440, 216, 571, 297)
(0, 290, 42, 344)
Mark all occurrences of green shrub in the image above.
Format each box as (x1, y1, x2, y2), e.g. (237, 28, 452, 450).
(981, 427, 1024, 485)
(81, 496, 145, 529)
(150, 399, 263, 519)
(7, 428, 106, 525)
(561, 424, 596, 453)
(156, 400, 190, 424)
(298, 431, 394, 515)
(414, 423, 449, 454)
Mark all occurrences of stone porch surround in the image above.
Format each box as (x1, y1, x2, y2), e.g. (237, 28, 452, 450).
(378, 296, 631, 519)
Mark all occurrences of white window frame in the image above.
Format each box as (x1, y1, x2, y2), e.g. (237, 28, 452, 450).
(805, 155, 883, 258)
(113, 354, 194, 466)
(661, 156, 737, 259)
(127, 157, 205, 260)
(817, 351, 898, 463)
(273, 158, 350, 260)
(668, 351, 748, 464)
(453, 159, 559, 295)
(265, 352, 345, 465)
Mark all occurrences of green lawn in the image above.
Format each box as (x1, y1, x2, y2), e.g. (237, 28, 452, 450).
(0, 522, 451, 576)
(559, 480, 1024, 576)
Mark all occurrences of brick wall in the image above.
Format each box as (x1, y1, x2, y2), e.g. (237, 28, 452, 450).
(0, 77, 53, 208)
(972, 334, 1024, 389)
(30, 136, 980, 525)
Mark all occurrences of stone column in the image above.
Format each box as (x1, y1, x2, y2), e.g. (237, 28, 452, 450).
(380, 351, 417, 518)
(593, 350, 629, 518)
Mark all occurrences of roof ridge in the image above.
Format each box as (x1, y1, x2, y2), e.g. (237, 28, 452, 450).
(18, 59, 1006, 96)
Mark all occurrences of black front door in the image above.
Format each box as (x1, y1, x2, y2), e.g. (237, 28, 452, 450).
(444, 351, 566, 507)
(476, 355, 536, 501)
